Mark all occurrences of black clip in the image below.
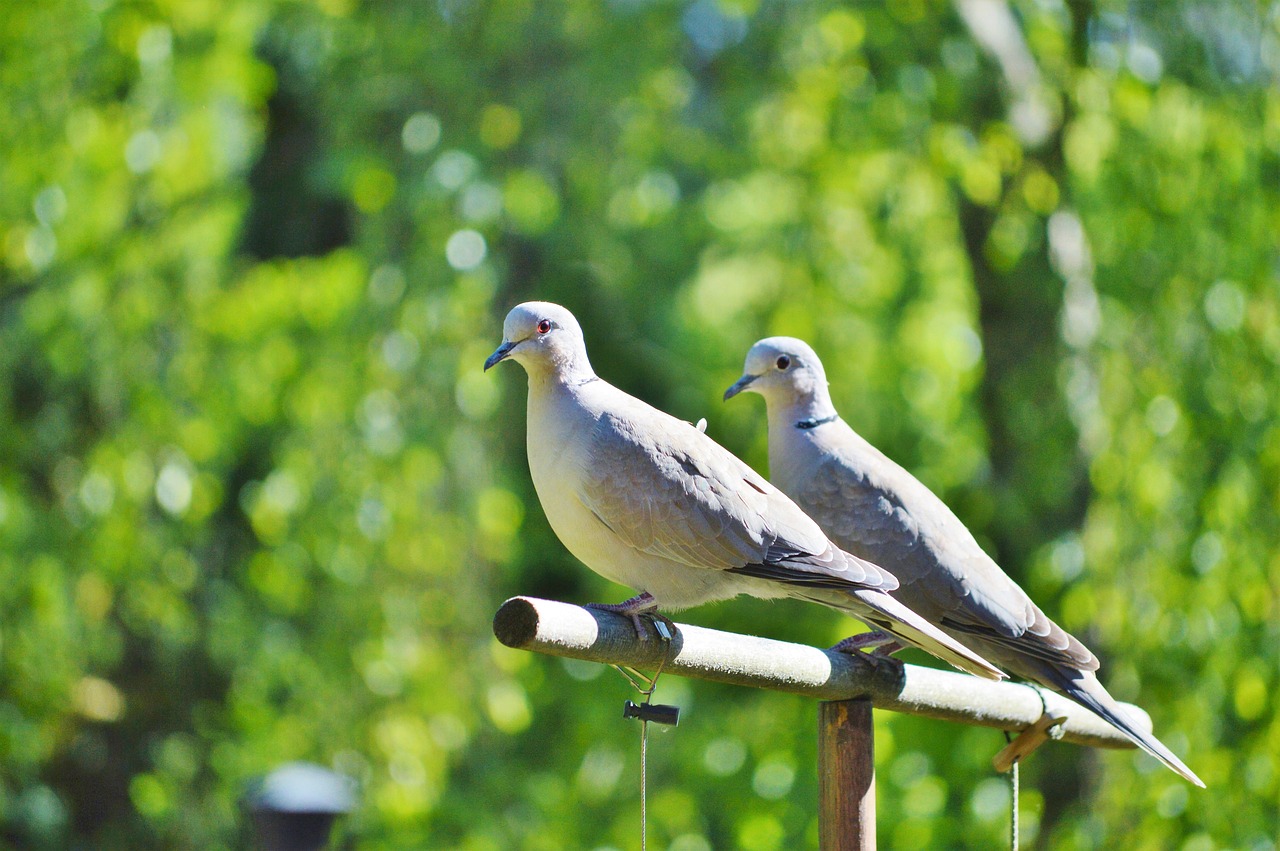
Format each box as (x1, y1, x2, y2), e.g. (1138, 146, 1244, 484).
(623, 700, 680, 727)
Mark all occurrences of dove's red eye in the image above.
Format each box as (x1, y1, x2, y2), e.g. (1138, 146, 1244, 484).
(537, 319, 552, 334)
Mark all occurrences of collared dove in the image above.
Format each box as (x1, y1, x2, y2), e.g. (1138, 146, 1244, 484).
(484, 302, 1004, 680)
(726, 336, 1204, 787)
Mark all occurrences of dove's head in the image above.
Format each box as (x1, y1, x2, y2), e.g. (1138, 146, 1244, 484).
(724, 336, 829, 406)
(484, 301, 594, 381)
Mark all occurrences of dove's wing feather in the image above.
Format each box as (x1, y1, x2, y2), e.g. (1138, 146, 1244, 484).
(577, 402, 897, 593)
(797, 438, 1097, 671)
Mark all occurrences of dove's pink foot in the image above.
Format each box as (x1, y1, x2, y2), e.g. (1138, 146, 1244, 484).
(586, 592, 676, 641)
(831, 631, 903, 657)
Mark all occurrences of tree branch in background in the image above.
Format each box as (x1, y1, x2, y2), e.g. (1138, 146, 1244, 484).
(953, 0, 1057, 145)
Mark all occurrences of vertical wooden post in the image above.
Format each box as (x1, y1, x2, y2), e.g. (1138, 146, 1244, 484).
(819, 698, 875, 851)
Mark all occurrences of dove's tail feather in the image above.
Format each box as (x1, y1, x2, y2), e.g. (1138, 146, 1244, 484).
(838, 588, 1006, 681)
(1040, 666, 1205, 787)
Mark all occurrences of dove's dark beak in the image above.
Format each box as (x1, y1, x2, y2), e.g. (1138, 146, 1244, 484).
(723, 374, 758, 401)
(484, 340, 517, 371)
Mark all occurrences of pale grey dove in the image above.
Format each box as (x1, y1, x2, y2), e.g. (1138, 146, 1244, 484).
(726, 336, 1203, 787)
(484, 302, 1004, 680)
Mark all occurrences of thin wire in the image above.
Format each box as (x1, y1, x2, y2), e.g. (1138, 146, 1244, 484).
(637, 662, 664, 851)
(611, 639, 672, 851)
(610, 665, 648, 692)
(1011, 757, 1020, 850)
(1004, 683, 1054, 851)
(1003, 731, 1019, 851)
(640, 717, 648, 851)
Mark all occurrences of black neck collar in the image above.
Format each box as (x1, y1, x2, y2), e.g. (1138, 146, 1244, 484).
(795, 413, 839, 430)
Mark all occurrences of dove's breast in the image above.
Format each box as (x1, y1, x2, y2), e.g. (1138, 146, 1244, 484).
(522, 379, 749, 609)
(524, 381, 621, 573)
(523, 382, 664, 590)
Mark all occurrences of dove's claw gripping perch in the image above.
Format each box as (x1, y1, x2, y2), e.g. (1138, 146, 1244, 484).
(586, 592, 675, 641)
(830, 631, 903, 656)
(830, 630, 905, 676)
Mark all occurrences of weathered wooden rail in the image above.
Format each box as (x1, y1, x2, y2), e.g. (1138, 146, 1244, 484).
(493, 596, 1146, 850)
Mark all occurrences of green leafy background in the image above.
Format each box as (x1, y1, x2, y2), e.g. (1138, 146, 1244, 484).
(3, 0, 1277, 847)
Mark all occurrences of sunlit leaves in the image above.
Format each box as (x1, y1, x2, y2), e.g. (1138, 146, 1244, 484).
(3, 0, 1279, 848)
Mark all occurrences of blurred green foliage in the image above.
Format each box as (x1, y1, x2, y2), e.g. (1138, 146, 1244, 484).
(2, 0, 1278, 847)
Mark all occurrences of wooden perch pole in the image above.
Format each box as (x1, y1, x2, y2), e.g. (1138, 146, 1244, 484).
(819, 699, 875, 851)
(493, 596, 1149, 749)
